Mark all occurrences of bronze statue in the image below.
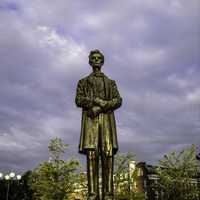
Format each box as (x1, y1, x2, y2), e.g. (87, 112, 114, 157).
(75, 49, 122, 200)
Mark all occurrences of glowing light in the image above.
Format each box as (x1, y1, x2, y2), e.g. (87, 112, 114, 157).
(9, 172, 15, 178)
(16, 175, 22, 180)
(5, 175, 10, 180)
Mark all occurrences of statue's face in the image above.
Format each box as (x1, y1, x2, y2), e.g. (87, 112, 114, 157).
(89, 53, 103, 68)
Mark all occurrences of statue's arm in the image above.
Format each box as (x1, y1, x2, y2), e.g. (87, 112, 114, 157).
(75, 80, 102, 117)
(75, 80, 93, 109)
(108, 80, 122, 110)
(94, 80, 122, 112)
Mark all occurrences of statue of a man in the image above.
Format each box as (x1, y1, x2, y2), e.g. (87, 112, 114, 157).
(75, 49, 122, 200)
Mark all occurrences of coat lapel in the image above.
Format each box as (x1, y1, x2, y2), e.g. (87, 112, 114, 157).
(103, 75, 110, 100)
(86, 72, 110, 100)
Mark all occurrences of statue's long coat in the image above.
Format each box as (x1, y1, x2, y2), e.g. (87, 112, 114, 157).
(75, 72, 122, 155)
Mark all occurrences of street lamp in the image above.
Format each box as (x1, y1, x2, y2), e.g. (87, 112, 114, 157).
(16, 175, 21, 180)
(0, 172, 22, 200)
(5, 174, 11, 200)
(10, 172, 15, 178)
(5, 174, 10, 180)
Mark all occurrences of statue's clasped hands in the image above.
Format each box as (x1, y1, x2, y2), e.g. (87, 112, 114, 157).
(87, 97, 109, 118)
(94, 97, 108, 108)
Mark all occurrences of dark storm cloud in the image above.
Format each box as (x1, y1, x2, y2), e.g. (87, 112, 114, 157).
(0, 0, 199, 174)
(0, 2, 20, 11)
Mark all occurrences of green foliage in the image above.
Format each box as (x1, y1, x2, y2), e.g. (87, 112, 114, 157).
(74, 172, 88, 199)
(29, 138, 80, 200)
(48, 137, 68, 161)
(156, 144, 200, 200)
(114, 152, 134, 191)
(114, 152, 145, 200)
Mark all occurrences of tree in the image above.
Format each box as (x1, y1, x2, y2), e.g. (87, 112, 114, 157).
(156, 144, 200, 200)
(29, 138, 80, 200)
(114, 152, 145, 200)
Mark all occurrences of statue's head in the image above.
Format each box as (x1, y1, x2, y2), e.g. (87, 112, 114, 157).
(89, 49, 104, 69)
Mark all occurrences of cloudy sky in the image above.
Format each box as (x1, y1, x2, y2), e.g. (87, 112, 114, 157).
(0, 0, 200, 174)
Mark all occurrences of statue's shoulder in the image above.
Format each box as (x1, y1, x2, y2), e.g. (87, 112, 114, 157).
(77, 74, 91, 84)
(103, 74, 116, 84)
(78, 73, 115, 84)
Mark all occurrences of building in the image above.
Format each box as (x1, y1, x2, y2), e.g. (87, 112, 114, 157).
(136, 162, 200, 200)
(72, 158, 200, 200)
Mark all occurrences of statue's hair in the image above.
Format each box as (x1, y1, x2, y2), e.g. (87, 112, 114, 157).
(89, 49, 104, 65)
